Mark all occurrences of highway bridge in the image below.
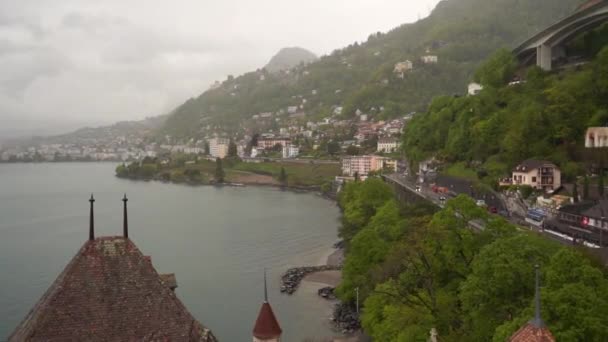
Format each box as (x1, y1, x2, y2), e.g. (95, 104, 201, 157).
(514, 0, 608, 70)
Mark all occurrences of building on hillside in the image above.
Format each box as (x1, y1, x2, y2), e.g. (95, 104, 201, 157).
(585, 127, 608, 148)
(282, 144, 299, 159)
(393, 60, 413, 78)
(377, 137, 399, 153)
(421, 55, 438, 64)
(508, 266, 555, 342)
(252, 270, 282, 342)
(544, 200, 607, 246)
(8, 196, 217, 342)
(287, 106, 298, 114)
(257, 137, 291, 150)
(209, 137, 230, 158)
(184, 147, 203, 154)
(468, 82, 483, 95)
(341, 155, 395, 179)
(508, 160, 561, 193)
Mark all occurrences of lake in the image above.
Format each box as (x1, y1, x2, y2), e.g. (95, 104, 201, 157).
(0, 163, 341, 341)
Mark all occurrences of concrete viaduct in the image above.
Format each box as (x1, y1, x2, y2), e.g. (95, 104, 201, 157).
(513, 0, 608, 71)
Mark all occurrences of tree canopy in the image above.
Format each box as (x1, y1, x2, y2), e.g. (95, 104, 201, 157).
(336, 179, 608, 341)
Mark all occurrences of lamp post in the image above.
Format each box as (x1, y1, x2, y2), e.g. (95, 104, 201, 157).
(355, 287, 359, 315)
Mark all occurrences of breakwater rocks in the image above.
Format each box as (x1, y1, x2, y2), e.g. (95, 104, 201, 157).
(331, 302, 361, 334)
(317, 286, 336, 300)
(280, 265, 341, 295)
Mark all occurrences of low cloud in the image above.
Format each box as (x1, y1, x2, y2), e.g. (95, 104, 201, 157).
(0, 0, 439, 137)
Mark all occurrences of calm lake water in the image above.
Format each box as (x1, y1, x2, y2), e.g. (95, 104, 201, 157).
(0, 163, 341, 341)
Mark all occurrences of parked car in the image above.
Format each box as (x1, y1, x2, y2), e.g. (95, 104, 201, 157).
(476, 199, 486, 207)
(488, 206, 498, 214)
(439, 196, 447, 202)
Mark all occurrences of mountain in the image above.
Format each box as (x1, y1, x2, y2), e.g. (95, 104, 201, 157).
(264, 47, 318, 73)
(20, 115, 168, 147)
(159, 0, 584, 140)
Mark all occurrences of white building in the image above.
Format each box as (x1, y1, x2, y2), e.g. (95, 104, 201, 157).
(421, 55, 438, 64)
(377, 137, 399, 153)
(468, 82, 483, 96)
(282, 144, 299, 159)
(183, 147, 203, 155)
(585, 127, 608, 148)
(394, 61, 413, 78)
(208, 138, 230, 158)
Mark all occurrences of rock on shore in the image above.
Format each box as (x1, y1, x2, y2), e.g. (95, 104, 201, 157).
(331, 302, 361, 334)
(280, 265, 341, 295)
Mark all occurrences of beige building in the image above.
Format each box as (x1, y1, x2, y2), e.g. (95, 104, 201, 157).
(257, 137, 291, 150)
(208, 137, 229, 159)
(512, 159, 561, 193)
(342, 155, 396, 178)
(377, 137, 399, 153)
(585, 127, 608, 148)
(393, 60, 413, 78)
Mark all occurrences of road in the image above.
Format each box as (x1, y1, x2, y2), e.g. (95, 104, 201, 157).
(383, 173, 587, 246)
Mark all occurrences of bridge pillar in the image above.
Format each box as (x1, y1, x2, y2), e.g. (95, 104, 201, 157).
(536, 44, 552, 71)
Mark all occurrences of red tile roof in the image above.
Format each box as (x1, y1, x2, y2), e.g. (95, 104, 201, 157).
(252, 302, 282, 340)
(9, 236, 217, 342)
(509, 323, 555, 342)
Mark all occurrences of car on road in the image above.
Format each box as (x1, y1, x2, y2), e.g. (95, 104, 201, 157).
(439, 196, 447, 202)
(415, 185, 421, 192)
(488, 206, 498, 214)
(476, 199, 487, 207)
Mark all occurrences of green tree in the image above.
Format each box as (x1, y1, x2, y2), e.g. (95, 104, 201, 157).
(228, 140, 237, 157)
(583, 174, 590, 200)
(493, 249, 608, 342)
(474, 49, 517, 88)
(278, 167, 288, 185)
(327, 141, 340, 155)
(346, 145, 360, 155)
(338, 178, 393, 242)
(215, 158, 225, 183)
(115, 164, 128, 177)
(459, 234, 558, 341)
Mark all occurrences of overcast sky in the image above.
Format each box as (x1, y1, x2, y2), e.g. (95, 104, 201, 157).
(0, 0, 440, 137)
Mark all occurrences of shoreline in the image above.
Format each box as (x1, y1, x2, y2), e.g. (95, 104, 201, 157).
(116, 174, 338, 200)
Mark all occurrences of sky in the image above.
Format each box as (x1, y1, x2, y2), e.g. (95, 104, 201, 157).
(0, 0, 441, 138)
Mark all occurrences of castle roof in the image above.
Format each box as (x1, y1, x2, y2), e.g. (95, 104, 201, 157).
(509, 265, 555, 342)
(9, 236, 217, 342)
(252, 302, 282, 340)
(509, 324, 555, 342)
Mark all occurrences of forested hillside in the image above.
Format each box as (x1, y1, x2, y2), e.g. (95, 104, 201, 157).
(403, 37, 608, 185)
(159, 0, 583, 139)
(336, 179, 608, 341)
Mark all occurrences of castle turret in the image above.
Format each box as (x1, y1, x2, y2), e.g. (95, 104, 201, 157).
(509, 265, 555, 342)
(253, 269, 282, 342)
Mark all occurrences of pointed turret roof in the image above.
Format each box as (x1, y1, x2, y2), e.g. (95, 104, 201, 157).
(509, 265, 555, 342)
(253, 269, 282, 340)
(9, 236, 217, 341)
(253, 303, 282, 340)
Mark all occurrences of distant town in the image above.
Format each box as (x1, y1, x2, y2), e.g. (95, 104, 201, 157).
(0, 109, 415, 180)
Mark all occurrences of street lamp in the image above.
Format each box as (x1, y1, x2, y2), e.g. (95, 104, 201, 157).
(355, 287, 360, 315)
